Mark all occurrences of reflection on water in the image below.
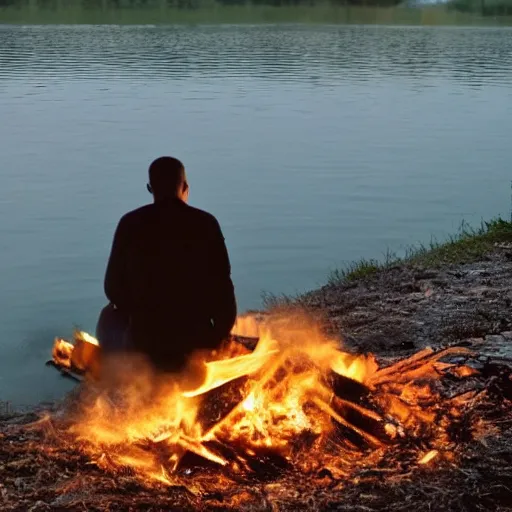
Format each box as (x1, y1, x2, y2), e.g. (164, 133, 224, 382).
(0, 25, 511, 405)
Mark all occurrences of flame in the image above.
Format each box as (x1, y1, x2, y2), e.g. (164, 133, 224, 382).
(233, 314, 262, 338)
(79, 331, 99, 346)
(51, 311, 473, 488)
(52, 338, 74, 369)
(182, 335, 279, 398)
(52, 331, 99, 372)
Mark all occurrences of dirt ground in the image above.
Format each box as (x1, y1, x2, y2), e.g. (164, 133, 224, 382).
(299, 244, 512, 358)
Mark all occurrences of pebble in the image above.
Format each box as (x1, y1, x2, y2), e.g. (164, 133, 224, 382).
(28, 501, 50, 512)
(14, 478, 25, 490)
(485, 335, 506, 345)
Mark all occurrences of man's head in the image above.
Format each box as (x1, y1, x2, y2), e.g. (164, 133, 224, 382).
(147, 156, 189, 203)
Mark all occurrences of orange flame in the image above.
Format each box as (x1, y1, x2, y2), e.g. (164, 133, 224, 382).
(51, 312, 472, 487)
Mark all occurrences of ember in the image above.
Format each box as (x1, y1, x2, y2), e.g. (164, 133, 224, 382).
(45, 311, 489, 492)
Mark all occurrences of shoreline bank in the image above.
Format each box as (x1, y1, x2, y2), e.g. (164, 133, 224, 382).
(270, 218, 512, 356)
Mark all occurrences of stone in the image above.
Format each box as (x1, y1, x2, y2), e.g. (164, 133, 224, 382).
(468, 286, 492, 296)
(29, 501, 50, 512)
(14, 478, 26, 490)
(484, 335, 506, 345)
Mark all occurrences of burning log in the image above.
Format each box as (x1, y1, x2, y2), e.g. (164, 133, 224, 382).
(230, 334, 259, 352)
(312, 396, 385, 449)
(49, 331, 102, 381)
(328, 371, 371, 403)
(329, 395, 391, 448)
(369, 346, 473, 387)
(196, 375, 249, 433)
(310, 371, 391, 448)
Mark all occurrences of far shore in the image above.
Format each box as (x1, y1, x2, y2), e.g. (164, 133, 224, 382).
(1, 5, 512, 26)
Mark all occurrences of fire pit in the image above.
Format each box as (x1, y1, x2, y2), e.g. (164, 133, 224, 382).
(2, 311, 512, 511)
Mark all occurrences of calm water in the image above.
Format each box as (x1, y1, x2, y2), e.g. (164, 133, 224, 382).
(1, 24, 511, 405)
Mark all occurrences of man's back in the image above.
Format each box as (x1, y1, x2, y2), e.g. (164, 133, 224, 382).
(104, 197, 237, 371)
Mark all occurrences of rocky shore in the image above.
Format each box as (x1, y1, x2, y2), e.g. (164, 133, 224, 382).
(296, 238, 512, 360)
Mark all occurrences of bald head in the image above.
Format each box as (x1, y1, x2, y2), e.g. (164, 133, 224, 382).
(148, 156, 188, 202)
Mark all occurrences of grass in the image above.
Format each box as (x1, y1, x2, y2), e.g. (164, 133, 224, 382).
(328, 217, 512, 286)
(1, 4, 510, 25)
(261, 218, 512, 310)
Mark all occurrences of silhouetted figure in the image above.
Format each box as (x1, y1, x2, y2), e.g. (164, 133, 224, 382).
(98, 156, 237, 372)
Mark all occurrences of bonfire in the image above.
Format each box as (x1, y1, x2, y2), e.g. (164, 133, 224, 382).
(46, 313, 506, 479)
(2, 310, 512, 510)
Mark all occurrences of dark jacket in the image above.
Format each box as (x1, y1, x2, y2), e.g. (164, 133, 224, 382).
(104, 198, 237, 371)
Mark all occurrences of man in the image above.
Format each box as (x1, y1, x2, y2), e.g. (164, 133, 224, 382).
(98, 156, 237, 373)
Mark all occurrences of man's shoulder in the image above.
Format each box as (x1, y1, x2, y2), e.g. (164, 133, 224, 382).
(183, 204, 224, 238)
(118, 204, 154, 225)
(119, 202, 220, 231)
(184, 203, 220, 227)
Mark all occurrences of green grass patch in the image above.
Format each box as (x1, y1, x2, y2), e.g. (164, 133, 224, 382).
(261, 218, 512, 310)
(328, 218, 512, 286)
(329, 258, 382, 284)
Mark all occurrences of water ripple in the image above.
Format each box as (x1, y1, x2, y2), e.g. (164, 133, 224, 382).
(1, 25, 512, 86)
(1, 24, 512, 405)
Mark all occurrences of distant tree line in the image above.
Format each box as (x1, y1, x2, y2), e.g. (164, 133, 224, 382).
(0, 0, 406, 8)
(1, 0, 511, 15)
(449, 0, 512, 15)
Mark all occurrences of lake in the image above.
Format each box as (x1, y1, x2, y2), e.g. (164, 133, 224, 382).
(1, 23, 511, 406)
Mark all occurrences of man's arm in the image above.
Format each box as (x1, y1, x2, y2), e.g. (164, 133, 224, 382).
(104, 216, 129, 311)
(208, 217, 237, 342)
